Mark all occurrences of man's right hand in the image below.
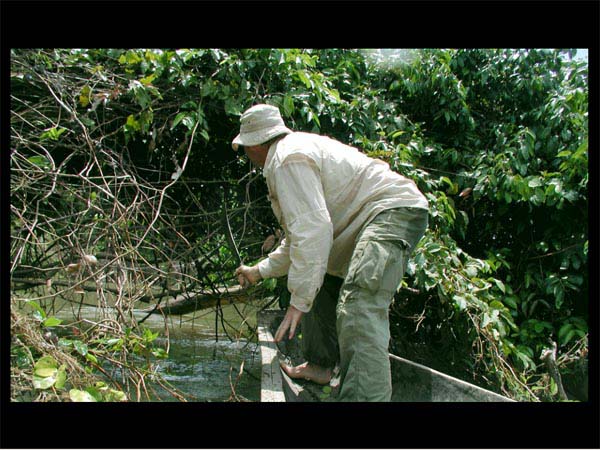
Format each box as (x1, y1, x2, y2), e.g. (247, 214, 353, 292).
(235, 264, 262, 288)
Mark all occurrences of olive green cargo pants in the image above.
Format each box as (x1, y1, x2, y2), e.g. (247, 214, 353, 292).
(300, 207, 428, 401)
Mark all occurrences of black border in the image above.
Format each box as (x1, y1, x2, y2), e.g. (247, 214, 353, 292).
(2, 1, 599, 449)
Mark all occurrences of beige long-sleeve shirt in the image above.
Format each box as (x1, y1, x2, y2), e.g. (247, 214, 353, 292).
(256, 132, 429, 313)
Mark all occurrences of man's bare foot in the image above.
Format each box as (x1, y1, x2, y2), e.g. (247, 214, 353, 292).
(280, 361, 332, 385)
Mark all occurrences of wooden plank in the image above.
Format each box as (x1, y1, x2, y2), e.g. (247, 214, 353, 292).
(257, 309, 328, 402)
(257, 311, 285, 402)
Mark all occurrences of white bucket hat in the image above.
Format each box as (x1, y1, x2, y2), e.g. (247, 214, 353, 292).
(232, 104, 292, 150)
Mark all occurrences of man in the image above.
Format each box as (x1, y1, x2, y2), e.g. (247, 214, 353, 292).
(234, 104, 428, 401)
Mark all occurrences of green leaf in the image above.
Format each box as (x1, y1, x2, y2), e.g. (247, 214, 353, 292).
(33, 374, 57, 389)
(34, 356, 57, 374)
(74, 341, 88, 356)
(28, 156, 51, 170)
(297, 70, 312, 88)
(171, 112, 186, 130)
(494, 279, 506, 294)
(550, 378, 558, 395)
(69, 389, 97, 402)
(33, 356, 59, 389)
(490, 300, 505, 310)
(503, 296, 518, 310)
(43, 317, 63, 328)
(324, 87, 341, 103)
(58, 338, 74, 348)
(453, 295, 467, 311)
(181, 115, 196, 130)
(428, 243, 442, 254)
(262, 278, 277, 291)
(555, 289, 565, 309)
(126, 114, 141, 131)
(570, 317, 588, 331)
(151, 348, 168, 359)
(140, 73, 156, 85)
(40, 126, 67, 141)
(558, 323, 573, 345)
(55, 365, 67, 390)
(224, 99, 242, 116)
(86, 387, 103, 402)
(106, 338, 123, 347)
(306, 109, 321, 128)
(563, 330, 577, 346)
(25, 300, 46, 320)
(465, 264, 478, 277)
(79, 85, 91, 107)
(322, 386, 332, 394)
(282, 96, 295, 117)
(108, 389, 128, 401)
(481, 313, 492, 328)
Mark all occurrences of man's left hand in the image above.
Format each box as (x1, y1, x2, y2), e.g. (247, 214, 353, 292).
(274, 305, 304, 342)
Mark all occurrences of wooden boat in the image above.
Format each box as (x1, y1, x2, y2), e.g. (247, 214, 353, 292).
(257, 309, 514, 402)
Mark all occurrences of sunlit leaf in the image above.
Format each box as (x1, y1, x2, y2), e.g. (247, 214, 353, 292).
(69, 389, 97, 402)
(27, 156, 51, 170)
(55, 365, 67, 389)
(43, 317, 63, 327)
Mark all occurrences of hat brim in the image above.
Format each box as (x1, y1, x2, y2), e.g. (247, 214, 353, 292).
(232, 126, 292, 150)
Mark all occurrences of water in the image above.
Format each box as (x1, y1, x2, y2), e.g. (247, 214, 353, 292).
(150, 334, 260, 402)
(15, 292, 264, 402)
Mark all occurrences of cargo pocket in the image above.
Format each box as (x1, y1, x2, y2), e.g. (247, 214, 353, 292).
(347, 239, 409, 294)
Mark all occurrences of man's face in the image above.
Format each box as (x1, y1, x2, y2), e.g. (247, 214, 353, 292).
(243, 144, 267, 168)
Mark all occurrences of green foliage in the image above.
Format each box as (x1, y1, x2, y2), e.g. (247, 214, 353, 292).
(70, 382, 128, 402)
(383, 49, 587, 399)
(10, 48, 587, 402)
(28, 352, 128, 401)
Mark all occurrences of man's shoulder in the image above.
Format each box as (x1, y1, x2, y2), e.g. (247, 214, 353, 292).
(267, 132, 324, 172)
(281, 131, 321, 145)
(276, 132, 321, 156)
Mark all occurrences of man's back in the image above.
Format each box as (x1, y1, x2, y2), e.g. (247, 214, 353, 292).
(263, 131, 428, 278)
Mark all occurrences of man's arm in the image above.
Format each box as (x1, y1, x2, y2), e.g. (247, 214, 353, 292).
(257, 237, 291, 279)
(235, 237, 290, 288)
(272, 153, 333, 313)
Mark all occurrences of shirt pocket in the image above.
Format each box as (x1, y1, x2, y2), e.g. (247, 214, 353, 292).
(346, 238, 409, 294)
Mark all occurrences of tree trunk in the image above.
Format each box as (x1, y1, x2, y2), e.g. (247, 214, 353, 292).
(139, 284, 257, 315)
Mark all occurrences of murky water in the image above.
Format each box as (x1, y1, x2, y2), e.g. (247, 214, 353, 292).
(149, 334, 260, 402)
(15, 293, 264, 402)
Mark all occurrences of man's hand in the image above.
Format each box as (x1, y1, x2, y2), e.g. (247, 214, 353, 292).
(275, 305, 304, 342)
(235, 264, 262, 288)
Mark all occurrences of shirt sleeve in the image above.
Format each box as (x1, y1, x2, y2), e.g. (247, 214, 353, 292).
(257, 237, 291, 279)
(271, 154, 333, 313)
